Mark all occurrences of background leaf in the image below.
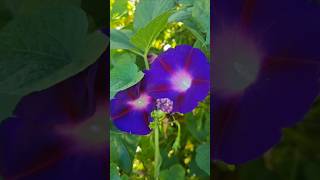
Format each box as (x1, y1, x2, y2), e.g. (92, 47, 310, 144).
(0, 6, 107, 122)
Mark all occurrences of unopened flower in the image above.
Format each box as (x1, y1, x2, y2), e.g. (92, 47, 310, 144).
(156, 98, 173, 113)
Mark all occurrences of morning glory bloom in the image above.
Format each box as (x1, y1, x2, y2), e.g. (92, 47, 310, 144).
(145, 45, 210, 113)
(111, 81, 154, 135)
(111, 45, 210, 135)
(0, 53, 107, 179)
(213, 0, 320, 164)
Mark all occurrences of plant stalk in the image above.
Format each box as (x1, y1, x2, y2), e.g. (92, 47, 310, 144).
(154, 120, 161, 180)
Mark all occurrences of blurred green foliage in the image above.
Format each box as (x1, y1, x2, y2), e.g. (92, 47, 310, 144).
(0, 0, 107, 123)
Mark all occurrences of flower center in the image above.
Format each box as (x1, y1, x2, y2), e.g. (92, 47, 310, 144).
(171, 70, 192, 92)
(128, 94, 151, 110)
(214, 28, 262, 94)
(156, 98, 173, 113)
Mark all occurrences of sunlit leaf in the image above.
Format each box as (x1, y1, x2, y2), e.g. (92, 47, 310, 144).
(133, 0, 175, 30)
(131, 11, 173, 51)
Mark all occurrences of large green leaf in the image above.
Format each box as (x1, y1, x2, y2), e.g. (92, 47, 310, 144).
(195, 143, 210, 175)
(0, 7, 107, 122)
(131, 11, 173, 52)
(133, 0, 175, 30)
(110, 59, 144, 99)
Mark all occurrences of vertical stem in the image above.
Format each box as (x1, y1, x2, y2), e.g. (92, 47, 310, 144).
(144, 52, 150, 70)
(154, 120, 161, 180)
(172, 117, 181, 151)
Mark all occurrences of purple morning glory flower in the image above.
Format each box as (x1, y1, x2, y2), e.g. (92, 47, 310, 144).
(0, 52, 107, 178)
(111, 45, 210, 135)
(145, 45, 210, 113)
(213, 0, 320, 164)
(111, 81, 154, 135)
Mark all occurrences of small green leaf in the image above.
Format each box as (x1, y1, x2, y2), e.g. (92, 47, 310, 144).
(131, 11, 173, 52)
(110, 59, 144, 99)
(160, 164, 185, 180)
(195, 143, 210, 175)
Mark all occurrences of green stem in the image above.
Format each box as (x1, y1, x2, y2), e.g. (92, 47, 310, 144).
(197, 110, 204, 131)
(154, 120, 161, 180)
(143, 51, 150, 70)
(172, 118, 181, 151)
(128, 48, 144, 58)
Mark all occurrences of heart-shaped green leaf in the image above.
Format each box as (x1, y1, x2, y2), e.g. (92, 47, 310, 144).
(131, 11, 173, 52)
(110, 59, 144, 99)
